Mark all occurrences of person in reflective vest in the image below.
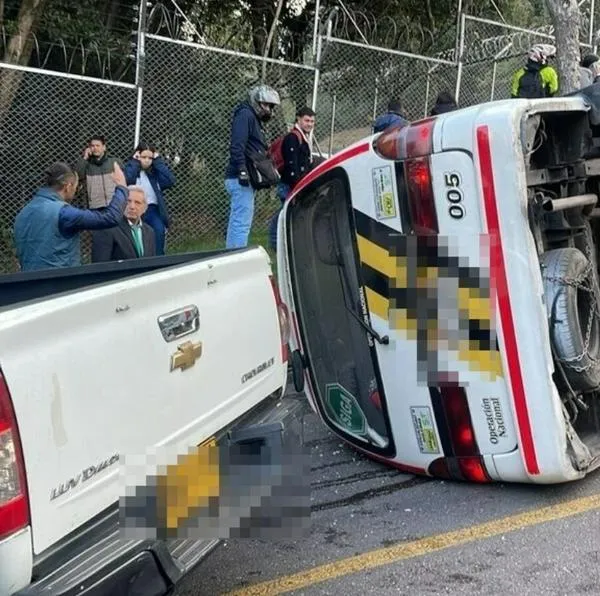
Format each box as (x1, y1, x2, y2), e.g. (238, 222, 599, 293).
(511, 44, 558, 99)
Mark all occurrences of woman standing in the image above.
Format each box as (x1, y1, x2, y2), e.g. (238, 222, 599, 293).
(123, 142, 176, 255)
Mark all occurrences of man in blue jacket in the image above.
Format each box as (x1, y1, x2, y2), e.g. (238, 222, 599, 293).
(14, 161, 128, 272)
(372, 99, 409, 134)
(224, 84, 281, 249)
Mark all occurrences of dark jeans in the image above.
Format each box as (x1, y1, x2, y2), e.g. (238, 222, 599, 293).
(143, 204, 166, 256)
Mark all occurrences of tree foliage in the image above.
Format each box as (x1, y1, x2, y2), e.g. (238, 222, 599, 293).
(0, 0, 568, 77)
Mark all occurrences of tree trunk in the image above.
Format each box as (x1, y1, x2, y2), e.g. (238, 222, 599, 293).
(105, 0, 122, 32)
(249, 0, 273, 58)
(545, 0, 581, 95)
(0, 0, 48, 126)
(261, 0, 285, 80)
(3, 0, 47, 64)
(424, 0, 435, 35)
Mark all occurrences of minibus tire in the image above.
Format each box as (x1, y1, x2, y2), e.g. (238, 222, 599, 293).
(541, 247, 600, 392)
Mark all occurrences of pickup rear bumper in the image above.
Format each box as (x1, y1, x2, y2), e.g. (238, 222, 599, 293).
(15, 392, 307, 596)
(15, 537, 184, 596)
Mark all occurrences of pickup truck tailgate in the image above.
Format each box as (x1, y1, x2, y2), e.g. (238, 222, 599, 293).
(0, 248, 286, 554)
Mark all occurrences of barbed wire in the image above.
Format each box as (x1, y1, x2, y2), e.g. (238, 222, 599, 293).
(33, 0, 139, 38)
(324, 2, 598, 62)
(0, 26, 135, 81)
(323, 5, 439, 54)
(1, 0, 597, 82)
(146, 2, 305, 60)
(462, 24, 555, 63)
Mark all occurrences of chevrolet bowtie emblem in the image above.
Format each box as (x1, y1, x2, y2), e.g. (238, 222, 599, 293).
(170, 340, 202, 372)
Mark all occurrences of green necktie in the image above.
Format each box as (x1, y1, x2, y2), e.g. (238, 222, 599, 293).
(131, 225, 144, 257)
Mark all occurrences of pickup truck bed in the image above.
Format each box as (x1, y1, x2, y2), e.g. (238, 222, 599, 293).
(0, 246, 297, 595)
(0, 250, 230, 309)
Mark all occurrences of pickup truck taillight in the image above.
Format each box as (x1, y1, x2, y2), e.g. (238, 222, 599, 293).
(0, 371, 29, 540)
(270, 275, 290, 363)
(374, 118, 438, 235)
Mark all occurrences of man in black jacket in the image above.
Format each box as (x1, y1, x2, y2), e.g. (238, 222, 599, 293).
(224, 84, 281, 249)
(268, 106, 316, 251)
(91, 186, 156, 262)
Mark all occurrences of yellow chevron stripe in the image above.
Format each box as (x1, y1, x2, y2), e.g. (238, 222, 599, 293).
(356, 234, 397, 278)
(364, 287, 389, 322)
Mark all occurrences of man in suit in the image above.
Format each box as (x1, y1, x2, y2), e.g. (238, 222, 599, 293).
(91, 185, 156, 262)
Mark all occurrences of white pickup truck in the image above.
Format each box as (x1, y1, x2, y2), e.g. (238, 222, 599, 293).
(0, 246, 298, 595)
(278, 86, 600, 485)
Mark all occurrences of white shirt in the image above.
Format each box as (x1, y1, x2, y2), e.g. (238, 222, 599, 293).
(137, 170, 158, 205)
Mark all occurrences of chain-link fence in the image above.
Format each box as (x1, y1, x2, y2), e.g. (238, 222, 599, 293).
(140, 35, 316, 251)
(0, 65, 137, 272)
(0, 42, 316, 272)
(315, 37, 456, 154)
(1, 7, 600, 274)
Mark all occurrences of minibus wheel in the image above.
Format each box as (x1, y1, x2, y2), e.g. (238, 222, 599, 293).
(541, 247, 600, 392)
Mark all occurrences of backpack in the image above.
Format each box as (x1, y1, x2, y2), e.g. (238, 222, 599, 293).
(516, 66, 546, 99)
(268, 128, 303, 174)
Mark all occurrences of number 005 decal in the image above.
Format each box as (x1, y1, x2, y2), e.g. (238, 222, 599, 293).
(444, 172, 465, 220)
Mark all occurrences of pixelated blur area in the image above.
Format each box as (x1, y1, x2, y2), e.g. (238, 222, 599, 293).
(118, 425, 311, 541)
(387, 233, 501, 387)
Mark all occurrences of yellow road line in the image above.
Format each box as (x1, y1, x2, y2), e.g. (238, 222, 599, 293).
(225, 493, 600, 596)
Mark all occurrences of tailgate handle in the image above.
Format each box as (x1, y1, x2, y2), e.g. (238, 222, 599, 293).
(158, 305, 200, 342)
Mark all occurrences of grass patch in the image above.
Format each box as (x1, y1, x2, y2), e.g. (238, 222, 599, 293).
(166, 231, 277, 277)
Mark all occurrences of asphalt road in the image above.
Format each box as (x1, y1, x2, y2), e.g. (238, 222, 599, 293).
(173, 391, 600, 596)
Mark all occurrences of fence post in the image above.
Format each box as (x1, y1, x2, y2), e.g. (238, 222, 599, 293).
(133, 0, 148, 148)
(311, 34, 322, 112)
(329, 91, 337, 156)
(372, 76, 379, 122)
(490, 60, 498, 101)
(455, 11, 466, 103)
(424, 71, 431, 118)
(589, 0, 596, 48)
(454, 0, 464, 60)
(491, 43, 512, 102)
(424, 63, 439, 118)
(312, 0, 322, 60)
